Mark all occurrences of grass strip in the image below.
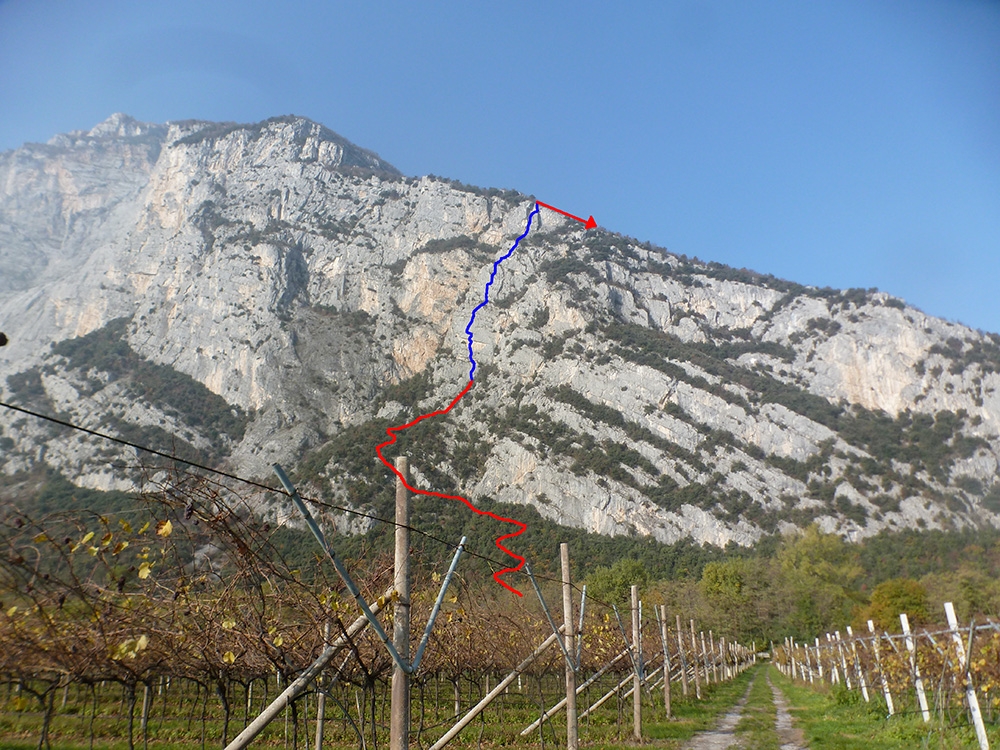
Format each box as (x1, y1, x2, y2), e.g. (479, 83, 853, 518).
(734, 670, 780, 750)
(772, 666, 1000, 750)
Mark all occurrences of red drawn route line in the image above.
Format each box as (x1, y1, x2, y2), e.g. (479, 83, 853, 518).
(535, 200, 597, 229)
(376, 200, 594, 597)
(376, 380, 528, 596)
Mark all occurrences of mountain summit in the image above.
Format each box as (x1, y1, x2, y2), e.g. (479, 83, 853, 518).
(2, 115, 999, 548)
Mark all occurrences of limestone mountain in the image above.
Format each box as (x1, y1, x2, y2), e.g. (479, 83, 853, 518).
(2, 114, 999, 549)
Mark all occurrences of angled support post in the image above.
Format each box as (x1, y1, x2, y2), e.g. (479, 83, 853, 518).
(429, 626, 563, 750)
(526, 562, 575, 669)
(519, 649, 628, 736)
(410, 536, 466, 673)
(273, 463, 409, 673)
(274, 462, 466, 680)
(224, 589, 391, 750)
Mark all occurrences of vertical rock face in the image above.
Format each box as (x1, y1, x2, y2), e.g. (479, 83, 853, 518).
(2, 114, 1000, 548)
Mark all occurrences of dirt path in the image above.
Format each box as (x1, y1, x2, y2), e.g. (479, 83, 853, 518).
(680, 671, 809, 749)
(767, 674, 807, 750)
(679, 679, 755, 750)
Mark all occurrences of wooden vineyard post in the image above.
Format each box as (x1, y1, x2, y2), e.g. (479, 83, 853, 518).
(315, 623, 330, 750)
(815, 638, 824, 682)
(709, 631, 719, 683)
(391, 457, 411, 750)
(659, 606, 672, 719)
(719, 636, 728, 680)
(846, 626, 869, 703)
(690, 620, 702, 699)
(676, 615, 689, 697)
(700, 631, 710, 685)
(835, 631, 852, 690)
(826, 634, 840, 685)
(561, 544, 579, 750)
(900, 613, 930, 722)
(631, 585, 641, 741)
(944, 602, 989, 750)
(868, 620, 894, 716)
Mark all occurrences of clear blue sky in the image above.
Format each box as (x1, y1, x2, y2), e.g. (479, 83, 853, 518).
(2, 1, 998, 332)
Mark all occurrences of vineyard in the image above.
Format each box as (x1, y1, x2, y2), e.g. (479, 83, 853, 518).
(774, 606, 1000, 749)
(0, 463, 756, 750)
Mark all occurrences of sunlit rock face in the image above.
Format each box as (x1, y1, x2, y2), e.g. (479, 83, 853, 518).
(3, 114, 999, 546)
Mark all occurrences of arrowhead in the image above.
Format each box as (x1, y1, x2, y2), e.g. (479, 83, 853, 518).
(585, 216, 597, 230)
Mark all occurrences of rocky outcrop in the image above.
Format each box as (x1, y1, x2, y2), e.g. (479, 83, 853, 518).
(2, 115, 999, 548)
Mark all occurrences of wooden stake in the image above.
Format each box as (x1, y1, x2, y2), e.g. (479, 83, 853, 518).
(659, 606, 671, 719)
(866, 621, 893, 714)
(631, 586, 641, 741)
(561, 544, 578, 750)
(700, 631, 710, 685)
(689, 620, 702, 700)
(315, 623, 330, 750)
(709, 631, 719, 683)
(391, 457, 411, 750)
(676, 615, 688, 697)
(900, 613, 930, 722)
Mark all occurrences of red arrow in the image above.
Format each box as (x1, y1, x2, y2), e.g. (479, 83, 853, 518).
(536, 200, 597, 229)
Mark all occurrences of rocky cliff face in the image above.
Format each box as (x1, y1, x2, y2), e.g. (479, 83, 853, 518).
(3, 114, 999, 547)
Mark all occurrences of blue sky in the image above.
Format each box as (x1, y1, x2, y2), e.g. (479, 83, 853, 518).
(2, 1, 998, 332)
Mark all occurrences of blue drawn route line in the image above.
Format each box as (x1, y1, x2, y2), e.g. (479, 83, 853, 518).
(464, 203, 541, 380)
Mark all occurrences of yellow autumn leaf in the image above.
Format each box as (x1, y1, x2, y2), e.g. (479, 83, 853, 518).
(88, 546, 99, 556)
(222, 618, 236, 630)
(81, 531, 95, 544)
(138, 562, 152, 579)
(119, 520, 132, 533)
(223, 651, 236, 664)
(6, 606, 17, 617)
(101, 532, 113, 547)
(273, 634, 284, 647)
(157, 520, 172, 537)
(112, 541, 129, 555)
(138, 521, 149, 534)
(136, 634, 149, 651)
